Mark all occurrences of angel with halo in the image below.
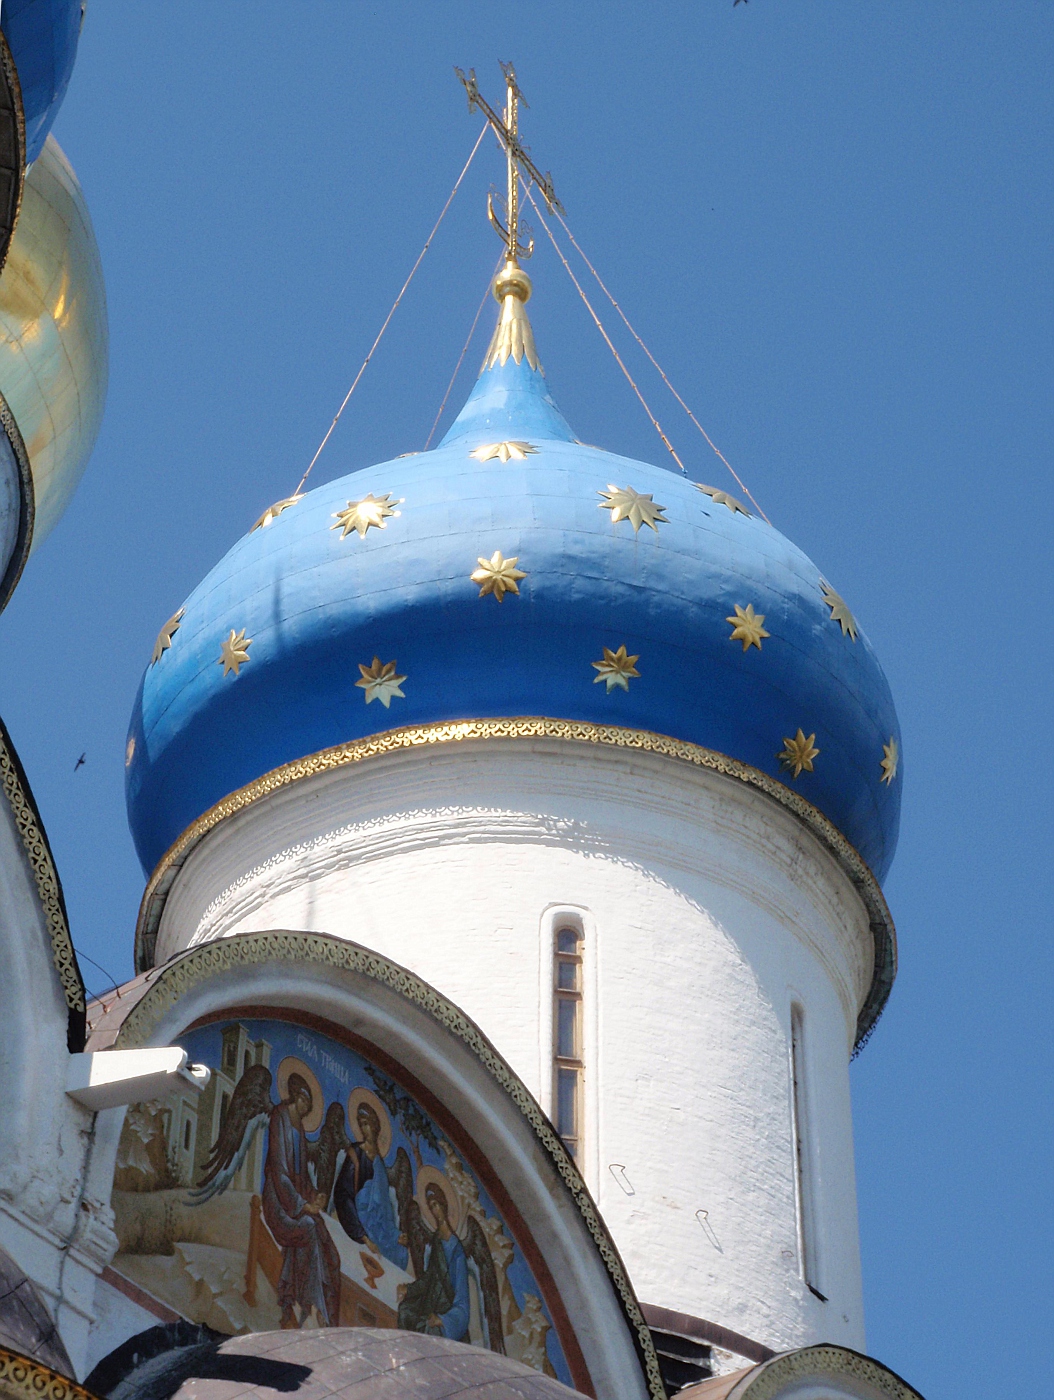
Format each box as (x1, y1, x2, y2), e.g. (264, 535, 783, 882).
(189, 1055, 506, 1349)
(188, 1060, 340, 1329)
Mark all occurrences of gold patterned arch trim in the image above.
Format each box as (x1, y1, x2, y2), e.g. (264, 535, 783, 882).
(133, 717, 896, 1049)
(0, 1347, 99, 1400)
(114, 928, 667, 1400)
(0, 388, 34, 616)
(730, 1344, 924, 1399)
(0, 717, 84, 1042)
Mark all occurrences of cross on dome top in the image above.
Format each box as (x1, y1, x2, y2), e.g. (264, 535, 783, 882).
(452, 63, 565, 383)
(456, 61, 562, 267)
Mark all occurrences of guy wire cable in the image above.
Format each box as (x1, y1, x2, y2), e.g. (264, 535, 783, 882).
(522, 183, 688, 476)
(424, 251, 506, 450)
(293, 123, 489, 497)
(553, 209, 770, 523)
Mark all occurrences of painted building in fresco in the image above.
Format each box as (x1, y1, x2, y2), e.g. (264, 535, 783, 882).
(0, 32, 927, 1400)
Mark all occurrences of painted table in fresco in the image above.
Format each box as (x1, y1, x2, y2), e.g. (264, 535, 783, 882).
(109, 1015, 569, 1384)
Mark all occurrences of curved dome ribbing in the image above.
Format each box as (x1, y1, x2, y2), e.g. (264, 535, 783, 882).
(126, 294, 901, 881)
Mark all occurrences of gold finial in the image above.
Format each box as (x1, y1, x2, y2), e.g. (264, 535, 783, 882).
(484, 258, 540, 370)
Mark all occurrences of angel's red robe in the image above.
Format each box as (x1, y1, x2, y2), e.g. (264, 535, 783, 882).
(262, 1102, 341, 1325)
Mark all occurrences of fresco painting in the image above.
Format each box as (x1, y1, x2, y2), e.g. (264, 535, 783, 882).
(109, 1018, 569, 1382)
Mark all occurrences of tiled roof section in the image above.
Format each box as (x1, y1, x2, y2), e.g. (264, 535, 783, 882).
(677, 1371, 756, 1400)
(0, 1246, 73, 1376)
(639, 1306, 774, 1367)
(117, 1327, 588, 1400)
(85, 968, 162, 1050)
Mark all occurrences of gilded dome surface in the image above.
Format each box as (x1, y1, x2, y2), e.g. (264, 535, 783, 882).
(0, 134, 108, 549)
(127, 289, 901, 883)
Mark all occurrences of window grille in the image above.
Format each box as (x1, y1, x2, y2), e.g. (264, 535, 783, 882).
(553, 925, 584, 1159)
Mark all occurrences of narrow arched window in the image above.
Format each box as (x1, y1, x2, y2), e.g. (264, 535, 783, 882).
(791, 1003, 826, 1300)
(554, 926, 584, 1159)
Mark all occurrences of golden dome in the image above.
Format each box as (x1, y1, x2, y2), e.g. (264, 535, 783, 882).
(0, 134, 107, 551)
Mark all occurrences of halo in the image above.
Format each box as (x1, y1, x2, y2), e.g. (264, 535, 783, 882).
(415, 1164, 461, 1235)
(347, 1087, 392, 1158)
(275, 1057, 324, 1133)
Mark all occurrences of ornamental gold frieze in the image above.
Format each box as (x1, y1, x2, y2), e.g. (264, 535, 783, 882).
(726, 1344, 923, 1400)
(0, 1347, 99, 1400)
(0, 386, 33, 616)
(111, 928, 665, 1400)
(0, 717, 84, 1034)
(132, 716, 895, 1050)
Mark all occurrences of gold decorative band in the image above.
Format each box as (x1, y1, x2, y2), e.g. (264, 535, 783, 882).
(729, 1344, 923, 1400)
(133, 717, 895, 1047)
(0, 717, 84, 1025)
(0, 385, 35, 615)
(114, 928, 666, 1400)
(0, 1347, 98, 1400)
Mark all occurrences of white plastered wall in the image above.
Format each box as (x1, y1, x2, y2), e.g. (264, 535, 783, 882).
(0, 773, 119, 1376)
(155, 738, 876, 1355)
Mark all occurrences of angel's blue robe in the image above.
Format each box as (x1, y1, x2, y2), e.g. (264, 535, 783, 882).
(333, 1143, 408, 1269)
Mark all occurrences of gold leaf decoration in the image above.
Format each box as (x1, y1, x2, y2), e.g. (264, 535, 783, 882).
(591, 645, 641, 692)
(251, 495, 302, 531)
(483, 291, 541, 372)
(218, 628, 252, 677)
(778, 728, 819, 779)
(726, 603, 770, 652)
(880, 737, 899, 786)
(355, 657, 407, 708)
(598, 484, 668, 533)
(470, 551, 527, 602)
(331, 493, 400, 539)
(820, 579, 858, 640)
(470, 441, 539, 463)
(696, 483, 750, 516)
(151, 607, 184, 665)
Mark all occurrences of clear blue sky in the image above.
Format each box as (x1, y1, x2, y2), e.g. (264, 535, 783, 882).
(0, 5, 1049, 1396)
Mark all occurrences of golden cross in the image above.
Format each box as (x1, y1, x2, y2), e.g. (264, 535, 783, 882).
(456, 61, 563, 265)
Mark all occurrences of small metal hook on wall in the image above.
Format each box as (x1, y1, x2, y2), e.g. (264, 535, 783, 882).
(696, 1208, 723, 1253)
(608, 1163, 635, 1196)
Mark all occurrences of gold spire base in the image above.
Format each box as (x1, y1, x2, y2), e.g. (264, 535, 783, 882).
(482, 260, 541, 373)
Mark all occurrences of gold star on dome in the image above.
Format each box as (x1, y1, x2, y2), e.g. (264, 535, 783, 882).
(151, 607, 184, 665)
(218, 628, 252, 677)
(820, 580, 858, 640)
(727, 603, 770, 652)
(331, 493, 400, 539)
(470, 441, 539, 463)
(355, 657, 407, 708)
(598, 484, 668, 533)
(697, 483, 750, 516)
(125, 736, 135, 768)
(778, 728, 819, 779)
(251, 494, 302, 531)
(592, 645, 641, 692)
(880, 737, 899, 786)
(470, 551, 527, 602)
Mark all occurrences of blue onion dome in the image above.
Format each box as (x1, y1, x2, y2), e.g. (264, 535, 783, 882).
(126, 262, 902, 882)
(2, 0, 83, 165)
